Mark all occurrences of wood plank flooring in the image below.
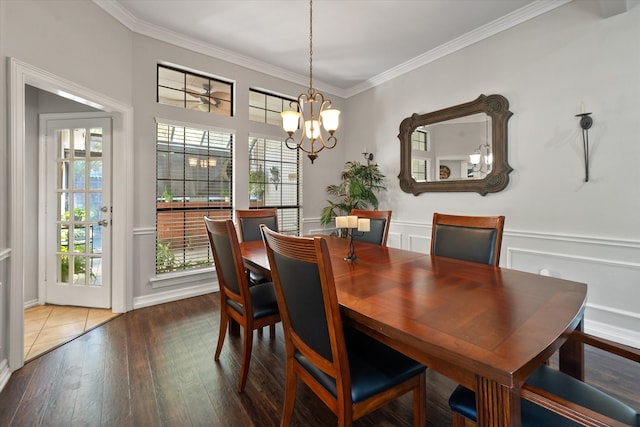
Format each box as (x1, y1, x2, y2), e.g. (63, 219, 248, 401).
(1, 293, 638, 426)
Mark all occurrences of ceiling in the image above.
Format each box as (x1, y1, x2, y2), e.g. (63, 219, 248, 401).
(95, 0, 574, 97)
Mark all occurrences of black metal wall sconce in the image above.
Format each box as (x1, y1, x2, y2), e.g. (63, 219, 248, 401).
(575, 109, 593, 182)
(362, 151, 373, 164)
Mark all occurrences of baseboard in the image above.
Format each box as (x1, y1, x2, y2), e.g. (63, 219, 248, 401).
(0, 359, 10, 394)
(585, 313, 640, 349)
(23, 299, 39, 310)
(132, 282, 219, 310)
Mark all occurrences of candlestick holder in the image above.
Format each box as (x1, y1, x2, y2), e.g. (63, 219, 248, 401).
(335, 215, 370, 263)
(345, 228, 358, 262)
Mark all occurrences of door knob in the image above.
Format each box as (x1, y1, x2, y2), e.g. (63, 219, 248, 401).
(98, 219, 109, 227)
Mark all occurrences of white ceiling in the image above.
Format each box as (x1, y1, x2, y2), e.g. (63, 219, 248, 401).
(95, 0, 574, 97)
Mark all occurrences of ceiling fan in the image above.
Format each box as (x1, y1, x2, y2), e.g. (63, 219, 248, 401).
(184, 83, 231, 113)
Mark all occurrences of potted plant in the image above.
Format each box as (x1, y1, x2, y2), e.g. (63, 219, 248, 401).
(320, 161, 387, 226)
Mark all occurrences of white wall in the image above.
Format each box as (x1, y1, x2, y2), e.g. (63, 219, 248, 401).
(341, 1, 640, 346)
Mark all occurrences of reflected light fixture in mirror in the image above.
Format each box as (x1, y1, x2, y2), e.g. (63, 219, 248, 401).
(469, 117, 493, 178)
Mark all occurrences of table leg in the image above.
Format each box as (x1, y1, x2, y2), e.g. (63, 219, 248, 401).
(559, 319, 584, 380)
(475, 376, 521, 427)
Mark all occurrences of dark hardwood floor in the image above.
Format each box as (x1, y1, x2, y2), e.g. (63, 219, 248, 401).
(1, 293, 638, 426)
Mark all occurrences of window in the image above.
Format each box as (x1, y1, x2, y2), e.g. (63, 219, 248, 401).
(412, 159, 430, 182)
(249, 89, 296, 125)
(156, 122, 233, 273)
(411, 129, 430, 181)
(411, 129, 429, 151)
(248, 136, 301, 236)
(157, 64, 233, 116)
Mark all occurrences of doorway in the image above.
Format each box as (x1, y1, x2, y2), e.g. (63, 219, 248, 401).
(8, 58, 134, 371)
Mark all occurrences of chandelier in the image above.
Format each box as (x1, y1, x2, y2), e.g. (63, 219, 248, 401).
(281, 0, 340, 164)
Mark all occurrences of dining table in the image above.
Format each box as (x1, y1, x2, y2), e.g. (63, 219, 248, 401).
(240, 235, 588, 427)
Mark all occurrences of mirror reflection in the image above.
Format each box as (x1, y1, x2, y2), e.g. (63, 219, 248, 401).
(410, 113, 492, 182)
(398, 94, 513, 196)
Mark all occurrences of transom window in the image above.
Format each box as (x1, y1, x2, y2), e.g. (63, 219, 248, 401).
(157, 64, 233, 116)
(156, 122, 233, 273)
(249, 89, 296, 126)
(248, 136, 301, 236)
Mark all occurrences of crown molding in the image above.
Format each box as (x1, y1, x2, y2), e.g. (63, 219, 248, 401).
(346, 0, 573, 97)
(92, 0, 344, 97)
(94, 0, 572, 99)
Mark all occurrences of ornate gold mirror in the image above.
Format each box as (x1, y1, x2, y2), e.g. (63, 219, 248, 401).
(398, 94, 513, 195)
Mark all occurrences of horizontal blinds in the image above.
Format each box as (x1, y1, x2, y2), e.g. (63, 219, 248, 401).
(249, 136, 301, 236)
(157, 123, 233, 274)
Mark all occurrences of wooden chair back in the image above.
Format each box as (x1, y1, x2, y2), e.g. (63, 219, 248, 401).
(203, 216, 279, 392)
(261, 225, 426, 426)
(235, 209, 278, 242)
(430, 212, 505, 266)
(349, 209, 392, 246)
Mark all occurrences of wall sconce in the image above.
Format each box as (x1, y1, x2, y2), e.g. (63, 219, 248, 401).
(335, 215, 370, 262)
(576, 107, 593, 182)
(362, 151, 373, 164)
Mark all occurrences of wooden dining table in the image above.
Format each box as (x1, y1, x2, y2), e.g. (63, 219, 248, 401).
(240, 235, 588, 427)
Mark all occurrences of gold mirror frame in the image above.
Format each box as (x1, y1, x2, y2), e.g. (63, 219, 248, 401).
(398, 94, 513, 196)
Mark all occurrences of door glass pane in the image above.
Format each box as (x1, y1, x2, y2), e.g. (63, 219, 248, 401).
(88, 193, 102, 221)
(73, 128, 86, 152)
(89, 160, 102, 190)
(73, 193, 86, 220)
(73, 160, 86, 189)
(57, 129, 71, 159)
(88, 257, 102, 286)
(58, 192, 69, 221)
(89, 128, 103, 154)
(58, 160, 69, 190)
(91, 225, 102, 254)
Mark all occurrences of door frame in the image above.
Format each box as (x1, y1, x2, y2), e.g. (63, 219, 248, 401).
(8, 58, 134, 370)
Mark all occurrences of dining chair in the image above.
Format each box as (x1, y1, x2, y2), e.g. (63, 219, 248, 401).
(260, 225, 426, 427)
(236, 208, 278, 284)
(448, 330, 640, 426)
(203, 216, 280, 393)
(349, 209, 392, 246)
(430, 212, 505, 266)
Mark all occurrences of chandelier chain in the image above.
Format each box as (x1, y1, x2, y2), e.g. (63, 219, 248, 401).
(309, 0, 313, 93)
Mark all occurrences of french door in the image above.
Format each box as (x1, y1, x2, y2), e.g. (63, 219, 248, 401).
(43, 116, 112, 308)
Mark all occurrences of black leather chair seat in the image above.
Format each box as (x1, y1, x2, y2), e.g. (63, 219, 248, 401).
(248, 270, 269, 285)
(227, 281, 279, 320)
(295, 326, 426, 404)
(449, 364, 640, 427)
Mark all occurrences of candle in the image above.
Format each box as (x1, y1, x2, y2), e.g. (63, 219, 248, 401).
(357, 218, 370, 232)
(580, 102, 585, 114)
(335, 216, 348, 228)
(347, 215, 358, 229)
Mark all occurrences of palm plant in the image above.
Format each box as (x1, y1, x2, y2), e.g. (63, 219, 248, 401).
(320, 161, 387, 225)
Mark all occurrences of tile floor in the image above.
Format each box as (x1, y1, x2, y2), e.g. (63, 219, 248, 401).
(24, 305, 120, 361)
